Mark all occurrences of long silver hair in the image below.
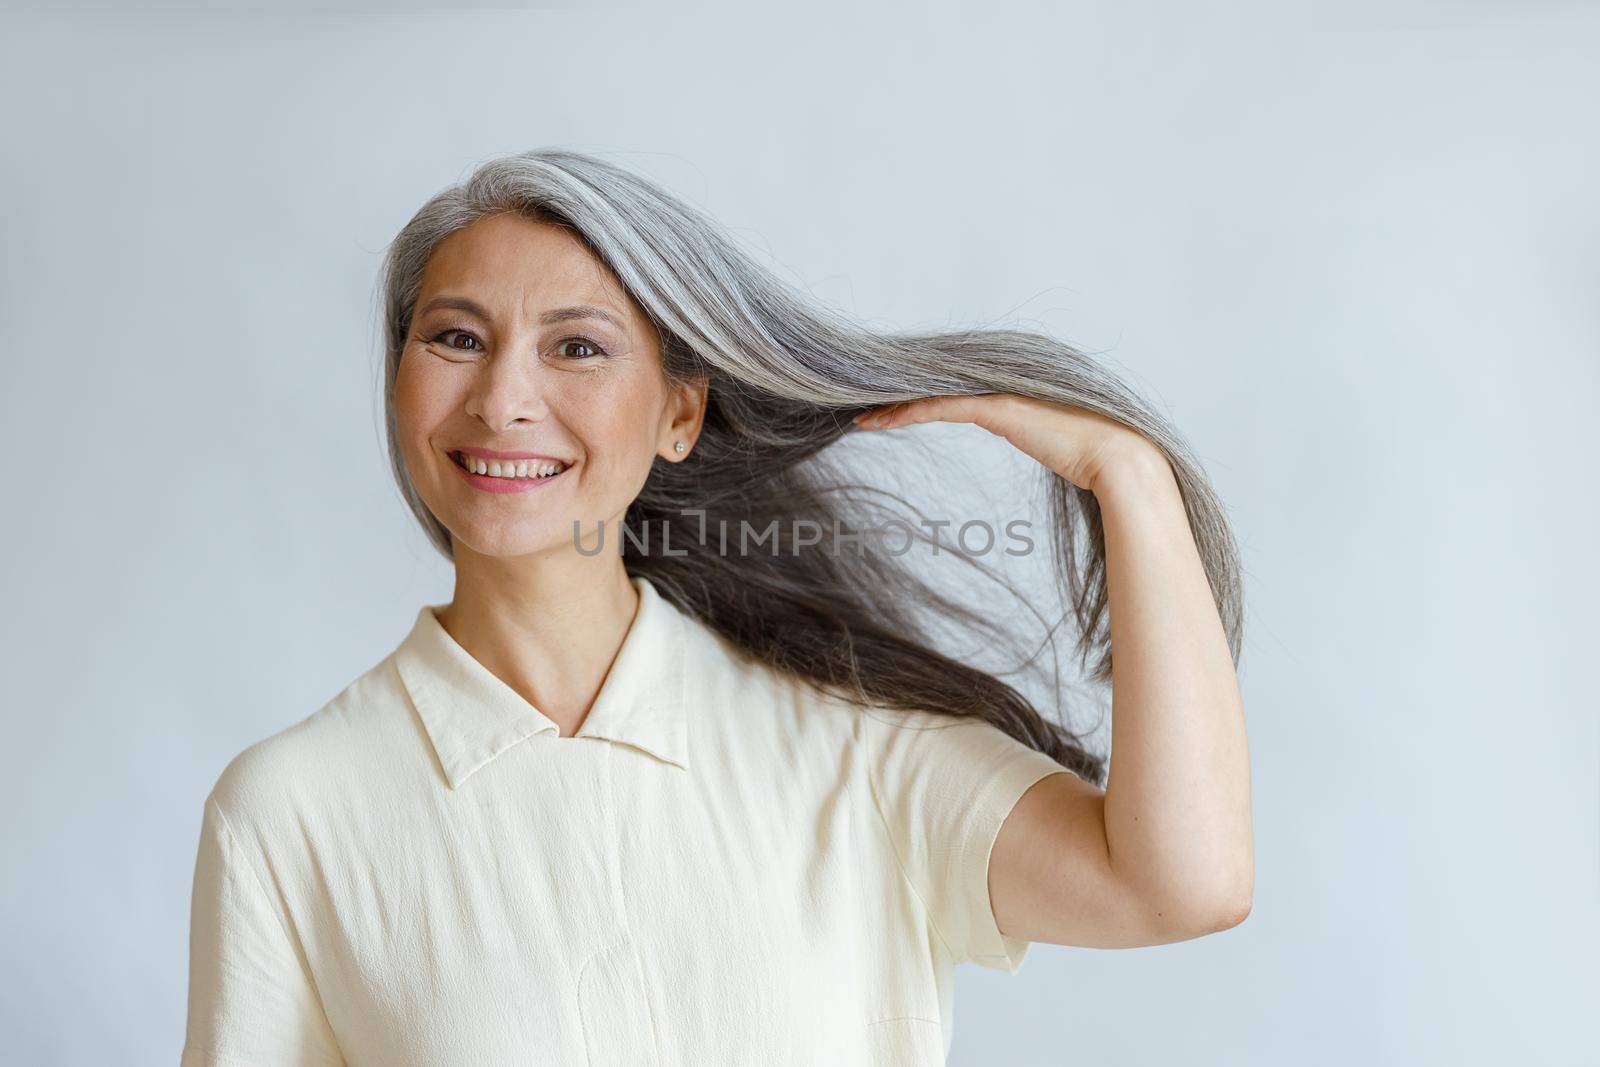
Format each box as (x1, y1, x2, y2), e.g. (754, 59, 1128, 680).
(378, 149, 1244, 786)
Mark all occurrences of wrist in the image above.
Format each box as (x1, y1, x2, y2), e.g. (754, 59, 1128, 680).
(1087, 439, 1178, 502)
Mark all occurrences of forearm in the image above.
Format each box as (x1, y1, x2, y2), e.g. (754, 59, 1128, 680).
(1091, 448, 1253, 929)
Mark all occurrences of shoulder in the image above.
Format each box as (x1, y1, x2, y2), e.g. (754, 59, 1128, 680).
(677, 610, 863, 743)
(205, 651, 406, 829)
(675, 608, 1041, 762)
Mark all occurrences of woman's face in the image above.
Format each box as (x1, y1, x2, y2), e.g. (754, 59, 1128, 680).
(394, 211, 704, 559)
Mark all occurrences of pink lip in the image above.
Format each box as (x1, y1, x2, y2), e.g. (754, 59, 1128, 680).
(447, 451, 572, 494)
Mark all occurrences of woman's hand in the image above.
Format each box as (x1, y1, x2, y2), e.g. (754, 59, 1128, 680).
(852, 392, 1169, 495)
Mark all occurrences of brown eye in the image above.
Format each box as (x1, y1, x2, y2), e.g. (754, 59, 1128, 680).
(557, 336, 610, 359)
(429, 329, 482, 352)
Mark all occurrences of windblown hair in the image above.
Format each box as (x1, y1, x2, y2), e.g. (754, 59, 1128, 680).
(378, 148, 1244, 787)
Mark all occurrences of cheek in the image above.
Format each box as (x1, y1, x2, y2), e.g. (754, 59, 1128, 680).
(566, 376, 666, 466)
(393, 352, 456, 439)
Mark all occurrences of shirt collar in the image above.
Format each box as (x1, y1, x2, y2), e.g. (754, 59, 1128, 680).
(394, 574, 689, 789)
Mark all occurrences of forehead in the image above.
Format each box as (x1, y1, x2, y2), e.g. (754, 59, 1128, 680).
(417, 212, 633, 313)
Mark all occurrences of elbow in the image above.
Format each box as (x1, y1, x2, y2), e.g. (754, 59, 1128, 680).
(1152, 878, 1253, 939)
(1199, 868, 1254, 932)
(1198, 850, 1255, 932)
(1121, 847, 1255, 941)
(1206, 888, 1252, 932)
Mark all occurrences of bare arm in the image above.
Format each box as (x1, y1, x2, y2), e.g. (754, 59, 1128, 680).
(855, 394, 1253, 947)
(994, 443, 1252, 947)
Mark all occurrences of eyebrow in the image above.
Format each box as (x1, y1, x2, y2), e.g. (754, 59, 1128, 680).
(415, 295, 628, 331)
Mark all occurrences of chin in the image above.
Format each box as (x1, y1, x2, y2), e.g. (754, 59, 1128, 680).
(448, 521, 577, 559)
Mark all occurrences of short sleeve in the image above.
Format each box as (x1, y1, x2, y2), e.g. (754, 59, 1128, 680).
(182, 794, 345, 1067)
(862, 707, 1071, 973)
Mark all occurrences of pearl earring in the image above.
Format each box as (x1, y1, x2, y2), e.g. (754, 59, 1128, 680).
(674, 441, 686, 454)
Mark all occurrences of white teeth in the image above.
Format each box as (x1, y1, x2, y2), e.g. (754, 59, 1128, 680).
(457, 453, 568, 479)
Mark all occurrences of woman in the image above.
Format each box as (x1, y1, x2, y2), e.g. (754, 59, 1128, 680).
(181, 149, 1252, 1066)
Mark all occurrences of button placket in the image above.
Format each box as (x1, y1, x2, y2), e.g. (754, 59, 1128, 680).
(575, 741, 660, 1065)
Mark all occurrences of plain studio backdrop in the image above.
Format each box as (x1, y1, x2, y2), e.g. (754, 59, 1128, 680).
(2, 3, 1595, 1064)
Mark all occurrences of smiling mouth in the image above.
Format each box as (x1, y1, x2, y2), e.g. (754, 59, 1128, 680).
(449, 451, 571, 481)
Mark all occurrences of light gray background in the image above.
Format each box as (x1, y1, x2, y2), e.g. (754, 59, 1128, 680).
(2, 3, 1595, 1064)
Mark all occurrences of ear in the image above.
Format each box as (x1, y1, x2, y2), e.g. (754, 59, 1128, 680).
(658, 373, 709, 461)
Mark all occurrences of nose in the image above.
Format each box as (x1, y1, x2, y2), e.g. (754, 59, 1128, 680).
(463, 345, 551, 431)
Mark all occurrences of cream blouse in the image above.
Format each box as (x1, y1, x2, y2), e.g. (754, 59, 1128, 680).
(182, 574, 1072, 1065)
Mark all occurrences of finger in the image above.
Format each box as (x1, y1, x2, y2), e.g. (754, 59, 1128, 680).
(853, 402, 906, 428)
(855, 395, 988, 430)
(882, 395, 985, 428)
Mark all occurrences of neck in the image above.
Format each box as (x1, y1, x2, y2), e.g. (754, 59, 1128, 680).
(435, 542, 641, 738)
